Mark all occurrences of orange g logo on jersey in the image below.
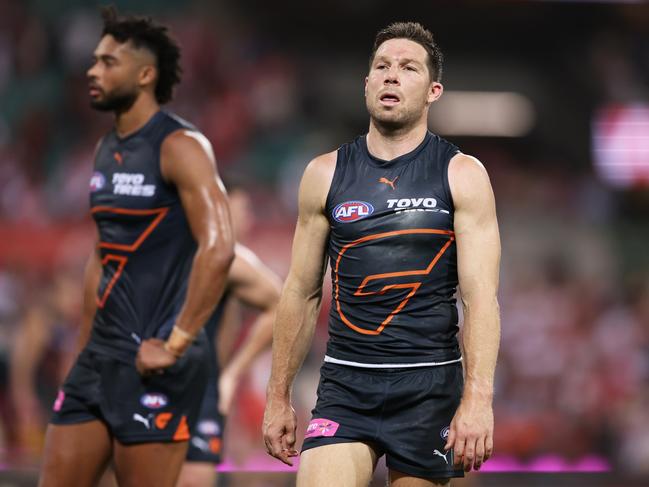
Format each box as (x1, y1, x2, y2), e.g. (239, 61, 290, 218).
(92, 206, 169, 308)
(333, 228, 454, 335)
(155, 412, 173, 430)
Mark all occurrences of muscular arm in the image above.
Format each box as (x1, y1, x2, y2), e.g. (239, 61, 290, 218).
(445, 153, 501, 471)
(263, 151, 336, 464)
(136, 130, 234, 372)
(162, 130, 235, 340)
(218, 244, 282, 415)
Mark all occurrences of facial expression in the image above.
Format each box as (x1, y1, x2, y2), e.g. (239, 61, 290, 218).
(365, 38, 442, 130)
(87, 35, 155, 112)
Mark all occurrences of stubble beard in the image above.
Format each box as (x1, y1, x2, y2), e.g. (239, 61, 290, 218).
(366, 97, 426, 135)
(90, 86, 139, 113)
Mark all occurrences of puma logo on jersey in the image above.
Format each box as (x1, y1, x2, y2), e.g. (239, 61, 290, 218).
(112, 173, 156, 197)
(133, 413, 153, 429)
(379, 176, 398, 190)
(433, 449, 450, 464)
(387, 197, 437, 209)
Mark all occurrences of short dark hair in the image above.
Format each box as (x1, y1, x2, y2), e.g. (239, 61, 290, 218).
(370, 22, 443, 82)
(100, 5, 181, 104)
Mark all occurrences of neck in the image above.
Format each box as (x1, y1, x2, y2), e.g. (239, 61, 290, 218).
(366, 117, 428, 161)
(114, 94, 160, 138)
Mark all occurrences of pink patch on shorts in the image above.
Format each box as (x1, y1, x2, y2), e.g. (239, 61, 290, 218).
(53, 390, 65, 412)
(305, 418, 340, 438)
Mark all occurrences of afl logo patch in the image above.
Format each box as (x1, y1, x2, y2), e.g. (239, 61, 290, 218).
(440, 426, 450, 440)
(197, 420, 221, 436)
(89, 172, 105, 192)
(140, 393, 168, 409)
(332, 201, 374, 223)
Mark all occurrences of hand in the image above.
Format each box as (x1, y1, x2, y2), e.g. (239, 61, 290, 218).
(444, 396, 494, 472)
(262, 395, 299, 466)
(217, 367, 239, 416)
(135, 338, 178, 375)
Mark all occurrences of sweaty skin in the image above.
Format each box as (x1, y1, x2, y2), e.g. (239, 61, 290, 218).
(135, 130, 235, 374)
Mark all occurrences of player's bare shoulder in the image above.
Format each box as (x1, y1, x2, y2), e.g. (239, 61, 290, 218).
(160, 129, 215, 164)
(299, 150, 337, 213)
(448, 153, 494, 209)
(160, 129, 218, 184)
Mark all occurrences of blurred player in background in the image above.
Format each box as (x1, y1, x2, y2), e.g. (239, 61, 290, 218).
(264, 22, 500, 486)
(39, 7, 234, 487)
(10, 271, 80, 461)
(177, 184, 281, 487)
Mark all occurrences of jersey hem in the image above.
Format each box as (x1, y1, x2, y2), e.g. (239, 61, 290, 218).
(323, 355, 462, 369)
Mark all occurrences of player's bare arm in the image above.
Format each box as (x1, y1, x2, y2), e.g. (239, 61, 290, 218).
(78, 141, 105, 353)
(444, 153, 501, 472)
(263, 151, 336, 466)
(218, 244, 282, 415)
(136, 130, 235, 374)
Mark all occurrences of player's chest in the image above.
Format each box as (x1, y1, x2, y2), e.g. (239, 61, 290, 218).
(328, 166, 453, 240)
(89, 139, 170, 211)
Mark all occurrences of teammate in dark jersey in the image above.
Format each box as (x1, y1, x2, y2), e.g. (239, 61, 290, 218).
(39, 8, 234, 487)
(264, 22, 501, 486)
(177, 243, 281, 487)
(178, 186, 281, 487)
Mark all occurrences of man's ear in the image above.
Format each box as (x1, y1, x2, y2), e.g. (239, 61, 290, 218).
(139, 64, 157, 88)
(428, 81, 443, 104)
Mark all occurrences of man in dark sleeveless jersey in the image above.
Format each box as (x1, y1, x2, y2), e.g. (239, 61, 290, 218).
(39, 7, 234, 487)
(178, 186, 282, 487)
(264, 22, 501, 487)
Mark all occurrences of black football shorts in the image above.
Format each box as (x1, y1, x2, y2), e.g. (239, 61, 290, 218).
(51, 341, 208, 444)
(302, 361, 464, 480)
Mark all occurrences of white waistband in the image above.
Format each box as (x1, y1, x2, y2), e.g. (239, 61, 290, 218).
(323, 355, 463, 369)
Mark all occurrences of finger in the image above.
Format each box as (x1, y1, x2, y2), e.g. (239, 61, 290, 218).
(263, 433, 274, 456)
(269, 432, 284, 458)
(485, 433, 494, 462)
(283, 424, 297, 450)
(453, 434, 465, 468)
(444, 424, 456, 452)
(474, 434, 485, 471)
(279, 448, 295, 466)
(463, 436, 475, 472)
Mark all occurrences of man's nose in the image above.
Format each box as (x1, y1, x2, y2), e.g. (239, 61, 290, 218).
(87, 63, 98, 79)
(384, 66, 399, 84)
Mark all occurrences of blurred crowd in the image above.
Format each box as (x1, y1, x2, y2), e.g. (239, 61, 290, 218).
(0, 0, 648, 478)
